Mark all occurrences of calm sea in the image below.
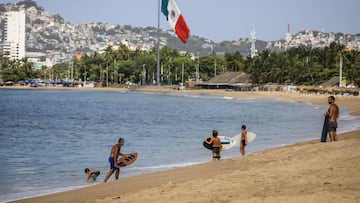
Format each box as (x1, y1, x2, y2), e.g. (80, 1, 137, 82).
(0, 89, 359, 202)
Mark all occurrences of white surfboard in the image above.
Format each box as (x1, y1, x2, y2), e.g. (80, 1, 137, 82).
(232, 132, 256, 146)
(218, 136, 237, 151)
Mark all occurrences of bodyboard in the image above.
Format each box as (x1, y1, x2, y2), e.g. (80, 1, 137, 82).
(203, 137, 213, 150)
(117, 152, 138, 167)
(320, 117, 328, 142)
(203, 136, 236, 151)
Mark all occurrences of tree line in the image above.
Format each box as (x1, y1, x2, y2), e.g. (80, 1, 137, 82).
(1, 42, 359, 87)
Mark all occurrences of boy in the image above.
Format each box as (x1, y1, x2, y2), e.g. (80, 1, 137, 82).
(84, 168, 100, 182)
(205, 130, 222, 161)
(239, 125, 248, 156)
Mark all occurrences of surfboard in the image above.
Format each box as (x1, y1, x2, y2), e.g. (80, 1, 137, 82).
(117, 152, 138, 167)
(203, 136, 236, 151)
(232, 132, 256, 146)
(320, 116, 328, 142)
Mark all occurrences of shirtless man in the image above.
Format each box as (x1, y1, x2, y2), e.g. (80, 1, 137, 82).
(205, 130, 222, 161)
(103, 138, 125, 182)
(239, 125, 248, 156)
(326, 96, 339, 142)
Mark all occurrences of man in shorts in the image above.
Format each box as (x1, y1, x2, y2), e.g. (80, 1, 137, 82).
(239, 125, 248, 156)
(205, 130, 222, 161)
(326, 96, 339, 141)
(103, 137, 125, 182)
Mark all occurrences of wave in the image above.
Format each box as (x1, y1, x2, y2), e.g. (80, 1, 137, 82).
(340, 112, 360, 121)
(131, 161, 206, 172)
(222, 96, 234, 100)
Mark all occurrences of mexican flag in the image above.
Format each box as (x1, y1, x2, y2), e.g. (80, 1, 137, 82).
(161, 0, 190, 43)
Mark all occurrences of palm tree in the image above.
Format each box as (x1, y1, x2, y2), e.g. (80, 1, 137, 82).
(117, 43, 130, 60)
(224, 51, 245, 72)
(103, 45, 114, 86)
(343, 49, 360, 86)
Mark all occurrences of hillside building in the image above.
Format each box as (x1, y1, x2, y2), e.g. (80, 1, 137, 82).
(2, 11, 26, 60)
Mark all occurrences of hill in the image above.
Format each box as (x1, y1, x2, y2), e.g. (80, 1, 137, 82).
(1, 0, 359, 63)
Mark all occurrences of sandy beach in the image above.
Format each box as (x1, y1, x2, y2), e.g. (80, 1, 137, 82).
(4, 86, 360, 203)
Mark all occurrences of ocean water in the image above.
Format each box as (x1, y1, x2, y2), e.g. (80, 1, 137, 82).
(0, 89, 359, 202)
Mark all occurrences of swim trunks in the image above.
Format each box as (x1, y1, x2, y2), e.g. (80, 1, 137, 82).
(327, 121, 337, 132)
(109, 157, 119, 170)
(91, 171, 100, 181)
(212, 147, 221, 159)
(241, 139, 246, 146)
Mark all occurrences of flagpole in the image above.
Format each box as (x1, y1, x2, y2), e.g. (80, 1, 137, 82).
(156, 0, 161, 86)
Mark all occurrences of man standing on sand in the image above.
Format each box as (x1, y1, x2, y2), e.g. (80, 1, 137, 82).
(103, 138, 125, 182)
(326, 96, 339, 141)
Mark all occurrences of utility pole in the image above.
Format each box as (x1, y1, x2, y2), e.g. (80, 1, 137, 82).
(114, 59, 118, 84)
(339, 53, 343, 87)
(182, 62, 184, 84)
(142, 64, 146, 85)
(214, 58, 217, 77)
(156, 0, 161, 86)
(99, 64, 102, 82)
(106, 62, 109, 87)
(71, 61, 73, 82)
(168, 64, 171, 85)
(196, 52, 199, 82)
(84, 65, 86, 83)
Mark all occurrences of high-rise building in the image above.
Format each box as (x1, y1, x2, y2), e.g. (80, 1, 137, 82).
(250, 29, 257, 58)
(2, 10, 26, 60)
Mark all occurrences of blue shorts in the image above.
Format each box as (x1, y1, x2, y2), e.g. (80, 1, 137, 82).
(109, 157, 119, 170)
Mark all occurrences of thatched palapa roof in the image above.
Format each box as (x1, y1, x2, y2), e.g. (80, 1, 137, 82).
(320, 77, 340, 87)
(207, 72, 251, 84)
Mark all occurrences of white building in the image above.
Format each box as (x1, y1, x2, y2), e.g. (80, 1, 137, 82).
(2, 11, 26, 60)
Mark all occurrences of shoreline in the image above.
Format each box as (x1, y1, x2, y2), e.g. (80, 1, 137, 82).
(2, 85, 359, 115)
(3, 86, 360, 203)
(12, 130, 360, 203)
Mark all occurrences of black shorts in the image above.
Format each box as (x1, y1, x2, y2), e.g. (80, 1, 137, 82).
(241, 139, 246, 146)
(327, 121, 337, 132)
(212, 147, 220, 153)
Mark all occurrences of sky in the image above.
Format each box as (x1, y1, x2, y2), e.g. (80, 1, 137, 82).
(3, 0, 360, 42)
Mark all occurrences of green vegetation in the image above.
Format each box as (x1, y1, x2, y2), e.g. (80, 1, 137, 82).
(0, 57, 42, 82)
(1, 42, 359, 87)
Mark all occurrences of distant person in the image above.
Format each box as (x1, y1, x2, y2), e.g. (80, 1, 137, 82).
(205, 130, 222, 161)
(84, 168, 100, 182)
(239, 125, 248, 156)
(326, 96, 339, 141)
(103, 138, 125, 182)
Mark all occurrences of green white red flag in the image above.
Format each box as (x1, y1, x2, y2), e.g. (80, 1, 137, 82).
(161, 0, 190, 43)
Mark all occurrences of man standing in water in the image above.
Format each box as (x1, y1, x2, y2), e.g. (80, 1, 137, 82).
(104, 138, 125, 182)
(205, 130, 222, 161)
(326, 96, 339, 141)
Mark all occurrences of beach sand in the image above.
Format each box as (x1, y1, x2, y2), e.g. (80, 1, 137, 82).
(5, 86, 360, 203)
